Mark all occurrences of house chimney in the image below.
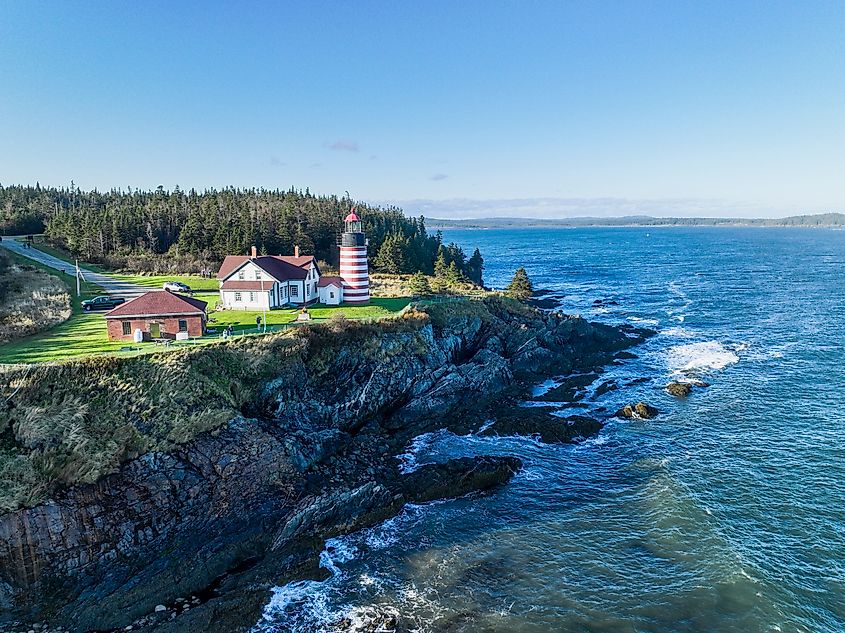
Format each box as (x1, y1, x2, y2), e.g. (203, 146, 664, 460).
(251, 245, 257, 258)
(294, 245, 300, 258)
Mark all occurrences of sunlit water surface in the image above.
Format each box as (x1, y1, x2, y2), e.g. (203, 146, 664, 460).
(253, 227, 845, 633)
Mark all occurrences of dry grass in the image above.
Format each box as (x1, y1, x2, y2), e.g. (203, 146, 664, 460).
(370, 272, 480, 297)
(0, 252, 72, 344)
(0, 309, 431, 512)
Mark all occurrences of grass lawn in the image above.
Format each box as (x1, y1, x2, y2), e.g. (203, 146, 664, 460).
(205, 297, 411, 334)
(2, 239, 413, 363)
(0, 251, 125, 363)
(109, 273, 219, 292)
(0, 294, 412, 364)
(22, 239, 217, 291)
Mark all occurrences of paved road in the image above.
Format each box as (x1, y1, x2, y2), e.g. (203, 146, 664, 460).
(0, 236, 146, 297)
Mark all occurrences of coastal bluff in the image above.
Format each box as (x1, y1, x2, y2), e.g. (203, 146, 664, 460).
(0, 298, 650, 631)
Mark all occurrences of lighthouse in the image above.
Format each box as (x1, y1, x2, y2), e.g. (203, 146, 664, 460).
(339, 208, 369, 303)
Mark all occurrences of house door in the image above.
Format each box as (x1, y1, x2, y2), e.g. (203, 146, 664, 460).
(149, 323, 161, 338)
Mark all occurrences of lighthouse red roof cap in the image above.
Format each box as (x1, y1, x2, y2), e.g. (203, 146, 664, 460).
(344, 211, 360, 222)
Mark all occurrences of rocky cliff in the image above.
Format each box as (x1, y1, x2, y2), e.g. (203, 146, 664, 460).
(0, 298, 650, 632)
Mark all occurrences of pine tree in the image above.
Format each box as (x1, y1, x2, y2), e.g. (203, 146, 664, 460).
(466, 248, 484, 286)
(434, 247, 448, 279)
(374, 233, 408, 273)
(408, 271, 431, 296)
(445, 261, 463, 287)
(505, 267, 533, 301)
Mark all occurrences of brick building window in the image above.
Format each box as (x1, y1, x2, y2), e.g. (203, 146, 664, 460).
(178, 320, 188, 332)
(122, 321, 131, 336)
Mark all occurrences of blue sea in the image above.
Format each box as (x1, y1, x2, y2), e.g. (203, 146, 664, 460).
(256, 227, 845, 633)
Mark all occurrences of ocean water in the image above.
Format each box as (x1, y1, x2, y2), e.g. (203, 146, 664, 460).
(255, 227, 845, 633)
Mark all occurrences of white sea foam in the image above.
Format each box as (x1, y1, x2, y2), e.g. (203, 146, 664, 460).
(666, 341, 740, 374)
(530, 377, 561, 397)
(321, 537, 359, 575)
(661, 326, 694, 338)
(628, 316, 659, 326)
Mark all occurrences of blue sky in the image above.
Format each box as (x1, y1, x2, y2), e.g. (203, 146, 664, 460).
(1, 0, 844, 218)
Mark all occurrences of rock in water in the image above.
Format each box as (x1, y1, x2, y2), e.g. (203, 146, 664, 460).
(666, 381, 693, 397)
(480, 409, 603, 444)
(615, 402, 659, 419)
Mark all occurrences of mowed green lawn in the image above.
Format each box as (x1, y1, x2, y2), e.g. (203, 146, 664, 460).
(0, 240, 412, 363)
(0, 295, 412, 364)
(203, 296, 411, 333)
(110, 274, 220, 292)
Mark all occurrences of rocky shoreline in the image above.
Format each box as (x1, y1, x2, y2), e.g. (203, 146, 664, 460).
(0, 298, 652, 632)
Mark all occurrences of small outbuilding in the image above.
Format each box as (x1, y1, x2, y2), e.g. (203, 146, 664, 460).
(317, 276, 344, 305)
(104, 291, 207, 341)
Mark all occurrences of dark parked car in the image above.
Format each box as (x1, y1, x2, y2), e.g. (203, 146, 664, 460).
(81, 295, 126, 311)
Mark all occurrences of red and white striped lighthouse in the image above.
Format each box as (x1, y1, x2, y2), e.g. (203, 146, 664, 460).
(339, 208, 369, 303)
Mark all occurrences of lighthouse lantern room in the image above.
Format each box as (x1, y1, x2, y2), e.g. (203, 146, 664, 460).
(338, 208, 370, 303)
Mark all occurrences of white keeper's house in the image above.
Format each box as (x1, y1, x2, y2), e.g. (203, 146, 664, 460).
(216, 210, 370, 310)
(217, 245, 327, 310)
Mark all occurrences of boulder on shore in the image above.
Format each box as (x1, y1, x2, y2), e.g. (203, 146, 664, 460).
(615, 402, 659, 419)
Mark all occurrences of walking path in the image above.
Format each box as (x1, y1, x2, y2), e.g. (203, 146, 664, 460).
(0, 237, 146, 297)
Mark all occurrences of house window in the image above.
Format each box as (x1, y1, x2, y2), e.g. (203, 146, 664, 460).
(238, 270, 245, 280)
(234, 292, 242, 302)
(249, 292, 255, 302)
(178, 320, 188, 332)
(255, 270, 262, 280)
(290, 285, 298, 297)
(122, 321, 131, 336)
(329, 291, 335, 299)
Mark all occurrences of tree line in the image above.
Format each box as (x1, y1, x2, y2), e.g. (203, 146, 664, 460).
(0, 183, 483, 283)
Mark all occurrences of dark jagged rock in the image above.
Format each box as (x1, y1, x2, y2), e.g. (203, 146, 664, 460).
(615, 350, 638, 360)
(401, 456, 521, 503)
(615, 402, 660, 419)
(666, 381, 693, 397)
(478, 409, 603, 444)
(536, 372, 599, 402)
(593, 379, 618, 398)
(0, 299, 651, 631)
(528, 297, 562, 309)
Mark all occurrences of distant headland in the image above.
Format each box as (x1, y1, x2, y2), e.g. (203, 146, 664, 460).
(427, 212, 845, 229)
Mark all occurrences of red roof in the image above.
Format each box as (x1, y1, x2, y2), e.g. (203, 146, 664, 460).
(217, 255, 316, 282)
(105, 291, 207, 319)
(344, 211, 360, 222)
(317, 275, 343, 288)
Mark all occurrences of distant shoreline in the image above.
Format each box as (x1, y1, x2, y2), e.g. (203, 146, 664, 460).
(427, 213, 845, 230)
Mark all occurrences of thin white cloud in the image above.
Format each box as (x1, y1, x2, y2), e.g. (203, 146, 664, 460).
(429, 173, 448, 181)
(326, 140, 360, 152)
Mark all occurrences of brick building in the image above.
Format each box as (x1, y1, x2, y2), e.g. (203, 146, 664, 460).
(104, 291, 207, 341)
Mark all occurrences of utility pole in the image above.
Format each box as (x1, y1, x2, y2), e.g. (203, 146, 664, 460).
(261, 277, 267, 333)
(75, 259, 81, 297)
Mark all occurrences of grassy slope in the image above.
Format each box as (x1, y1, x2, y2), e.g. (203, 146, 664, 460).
(0, 241, 471, 363)
(0, 308, 431, 511)
(0, 252, 72, 343)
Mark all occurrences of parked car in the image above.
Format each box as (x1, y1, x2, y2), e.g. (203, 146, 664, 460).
(163, 281, 191, 293)
(81, 295, 126, 311)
